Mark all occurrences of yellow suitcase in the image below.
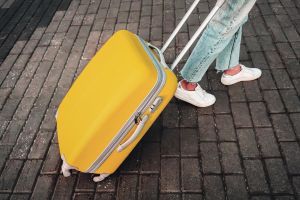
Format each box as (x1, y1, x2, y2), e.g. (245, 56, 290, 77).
(57, 30, 177, 181)
(56, 0, 224, 182)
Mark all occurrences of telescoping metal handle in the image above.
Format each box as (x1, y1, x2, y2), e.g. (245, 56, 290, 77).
(117, 115, 149, 152)
(161, 0, 226, 70)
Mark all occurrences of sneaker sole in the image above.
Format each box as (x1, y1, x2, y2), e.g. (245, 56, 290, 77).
(221, 73, 262, 86)
(174, 91, 216, 108)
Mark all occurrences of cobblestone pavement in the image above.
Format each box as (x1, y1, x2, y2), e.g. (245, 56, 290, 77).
(0, 0, 299, 199)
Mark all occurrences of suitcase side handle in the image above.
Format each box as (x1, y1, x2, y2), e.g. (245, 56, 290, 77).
(117, 115, 149, 152)
(147, 43, 168, 68)
(162, 0, 226, 70)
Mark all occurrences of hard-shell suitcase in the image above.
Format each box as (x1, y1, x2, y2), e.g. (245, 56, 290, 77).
(56, 0, 225, 182)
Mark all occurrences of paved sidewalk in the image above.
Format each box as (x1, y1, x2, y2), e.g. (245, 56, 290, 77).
(0, 0, 300, 199)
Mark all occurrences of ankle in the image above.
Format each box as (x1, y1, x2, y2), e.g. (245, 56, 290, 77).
(224, 64, 242, 76)
(181, 80, 197, 91)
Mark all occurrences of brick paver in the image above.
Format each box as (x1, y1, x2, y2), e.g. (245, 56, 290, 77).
(0, 0, 299, 199)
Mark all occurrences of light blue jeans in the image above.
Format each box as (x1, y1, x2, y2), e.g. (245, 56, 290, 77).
(181, 0, 257, 82)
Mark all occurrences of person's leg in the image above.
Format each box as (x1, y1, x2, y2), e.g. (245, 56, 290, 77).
(215, 23, 243, 72)
(175, 0, 257, 107)
(213, 17, 261, 86)
(180, 0, 257, 84)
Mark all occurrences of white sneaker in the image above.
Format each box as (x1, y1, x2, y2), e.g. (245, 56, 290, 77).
(221, 65, 262, 86)
(174, 82, 216, 107)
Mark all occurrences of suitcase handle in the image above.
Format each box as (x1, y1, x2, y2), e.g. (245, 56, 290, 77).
(147, 43, 168, 68)
(117, 115, 149, 152)
(161, 0, 225, 70)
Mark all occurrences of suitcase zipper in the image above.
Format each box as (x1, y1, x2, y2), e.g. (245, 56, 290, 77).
(87, 37, 167, 173)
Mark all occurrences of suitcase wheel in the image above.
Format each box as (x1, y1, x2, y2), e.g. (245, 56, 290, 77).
(61, 155, 75, 177)
(55, 110, 58, 119)
(93, 174, 110, 182)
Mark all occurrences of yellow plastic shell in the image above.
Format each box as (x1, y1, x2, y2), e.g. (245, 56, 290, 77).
(56, 30, 177, 174)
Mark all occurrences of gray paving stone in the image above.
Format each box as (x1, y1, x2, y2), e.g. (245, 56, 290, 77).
(117, 175, 138, 200)
(119, 145, 141, 173)
(94, 193, 114, 200)
(31, 175, 57, 200)
(160, 158, 180, 192)
(264, 16, 287, 42)
(265, 51, 284, 69)
(161, 128, 180, 156)
(0, 159, 23, 192)
(75, 173, 95, 192)
(280, 90, 300, 113)
(256, 128, 281, 158)
(198, 115, 217, 141)
(14, 159, 42, 193)
(243, 80, 263, 101)
(0, 98, 20, 120)
(140, 142, 160, 173)
(180, 128, 198, 157)
(250, 52, 269, 69)
(162, 103, 179, 128)
(200, 142, 221, 174)
(274, 196, 295, 200)
(258, 36, 276, 51)
(220, 143, 243, 174)
(237, 129, 260, 158)
(73, 193, 94, 200)
(0, 194, 9, 200)
(293, 176, 300, 199)
(290, 113, 300, 139)
(265, 159, 293, 194)
(245, 36, 262, 52)
(250, 196, 271, 200)
(143, 118, 161, 142)
(204, 175, 225, 200)
(276, 43, 297, 59)
(231, 102, 253, 128)
(9, 61, 40, 99)
(271, 69, 294, 89)
(28, 131, 53, 159)
(244, 159, 269, 193)
(183, 194, 203, 200)
(225, 175, 248, 200)
(41, 143, 61, 174)
(13, 97, 36, 120)
(180, 104, 197, 127)
(249, 102, 271, 127)
(138, 175, 158, 200)
(213, 91, 230, 114)
(281, 142, 300, 175)
(259, 70, 277, 90)
(271, 114, 296, 141)
(159, 194, 180, 200)
(286, 59, 300, 79)
(181, 158, 202, 192)
(263, 90, 285, 113)
(0, 145, 12, 172)
(9, 193, 30, 200)
(215, 114, 236, 141)
(0, 119, 25, 145)
(207, 71, 227, 91)
(96, 175, 116, 193)
(52, 175, 77, 200)
(39, 108, 57, 132)
(0, 119, 9, 138)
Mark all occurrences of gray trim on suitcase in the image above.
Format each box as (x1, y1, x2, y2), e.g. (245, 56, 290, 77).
(86, 36, 167, 173)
